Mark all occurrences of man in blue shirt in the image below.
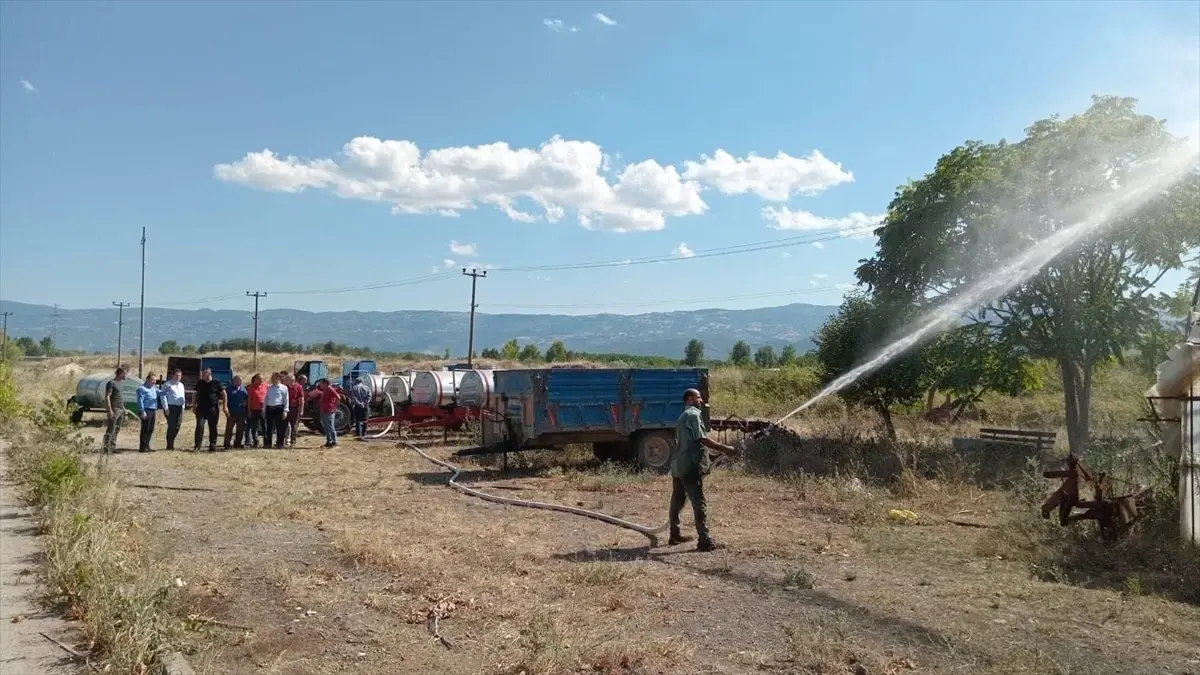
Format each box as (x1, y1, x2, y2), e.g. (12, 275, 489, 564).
(223, 375, 249, 450)
(136, 373, 160, 452)
(349, 377, 372, 440)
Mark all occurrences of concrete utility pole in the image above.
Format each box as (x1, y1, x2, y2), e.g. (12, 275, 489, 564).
(246, 291, 267, 370)
(112, 302, 131, 368)
(0, 311, 11, 356)
(138, 226, 146, 377)
(462, 268, 487, 366)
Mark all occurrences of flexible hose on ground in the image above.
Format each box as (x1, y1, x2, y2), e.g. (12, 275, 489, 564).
(402, 441, 671, 548)
(367, 391, 396, 439)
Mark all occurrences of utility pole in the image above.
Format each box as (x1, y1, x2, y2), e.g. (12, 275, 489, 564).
(462, 268, 486, 366)
(138, 226, 146, 378)
(1, 311, 11, 356)
(112, 301, 131, 368)
(50, 304, 62, 344)
(246, 291, 267, 370)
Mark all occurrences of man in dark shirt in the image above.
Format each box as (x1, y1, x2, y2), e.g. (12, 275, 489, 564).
(669, 388, 739, 552)
(192, 368, 226, 452)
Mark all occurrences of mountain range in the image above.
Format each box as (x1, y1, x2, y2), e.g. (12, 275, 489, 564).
(0, 300, 837, 358)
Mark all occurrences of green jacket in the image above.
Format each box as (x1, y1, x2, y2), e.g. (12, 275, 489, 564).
(671, 405, 709, 478)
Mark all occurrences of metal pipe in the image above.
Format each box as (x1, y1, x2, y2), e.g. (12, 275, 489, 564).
(138, 227, 146, 377)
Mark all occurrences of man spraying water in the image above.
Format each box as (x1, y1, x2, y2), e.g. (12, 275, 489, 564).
(668, 388, 741, 551)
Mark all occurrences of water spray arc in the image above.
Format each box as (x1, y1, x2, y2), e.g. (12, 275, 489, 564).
(777, 144, 1200, 425)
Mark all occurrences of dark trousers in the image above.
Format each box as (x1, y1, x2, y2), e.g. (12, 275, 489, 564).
(352, 404, 368, 438)
(265, 405, 286, 448)
(246, 409, 264, 446)
(194, 408, 219, 450)
(669, 473, 710, 542)
(223, 411, 246, 449)
(286, 409, 301, 445)
(165, 405, 183, 449)
(139, 411, 157, 450)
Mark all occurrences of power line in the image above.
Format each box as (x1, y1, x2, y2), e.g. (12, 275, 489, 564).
(460, 285, 847, 311)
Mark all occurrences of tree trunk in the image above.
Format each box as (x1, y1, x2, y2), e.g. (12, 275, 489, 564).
(1059, 358, 1092, 455)
(877, 405, 897, 441)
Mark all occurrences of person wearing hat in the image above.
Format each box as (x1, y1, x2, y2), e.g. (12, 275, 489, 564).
(669, 387, 739, 551)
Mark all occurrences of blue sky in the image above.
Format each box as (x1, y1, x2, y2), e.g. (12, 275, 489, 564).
(2, 0, 1197, 316)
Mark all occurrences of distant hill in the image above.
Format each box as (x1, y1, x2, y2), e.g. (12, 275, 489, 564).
(0, 300, 837, 358)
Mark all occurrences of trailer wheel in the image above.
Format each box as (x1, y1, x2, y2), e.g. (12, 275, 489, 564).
(593, 441, 633, 463)
(333, 401, 352, 436)
(69, 407, 84, 425)
(635, 431, 674, 473)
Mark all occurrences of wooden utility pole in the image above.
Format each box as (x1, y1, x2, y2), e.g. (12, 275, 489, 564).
(0, 311, 11, 356)
(462, 268, 486, 366)
(138, 226, 146, 377)
(112, 302, 131, 368)
(246, 291, 267, 370)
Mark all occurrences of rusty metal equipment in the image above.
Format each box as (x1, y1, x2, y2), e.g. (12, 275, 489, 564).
(1041, 454, 1152, 542)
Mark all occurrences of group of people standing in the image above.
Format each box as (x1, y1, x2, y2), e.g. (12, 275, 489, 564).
(102, 366, 346, 452)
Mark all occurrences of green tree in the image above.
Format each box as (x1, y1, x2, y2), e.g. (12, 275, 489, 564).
(180, 344, 197, 355)
(729, 340, 751, 367)
(683, 338, 705, 366)
(923, 324, 1039, 415)
(545, 340, 568, 362)
(159, 340, 179, 355)
(15, 337, 41, 356)
(779, 344, 798, 366)
(518, 343, 542, 362)
(857, 96, 1200, 452)
(501, 339, 520, 360)
(814, 293, 925, 439)
(38, 336, 55, 356)
(753, 345, 778, 368)
(480, 347, 501, 359)
(443, 347, 452, 360)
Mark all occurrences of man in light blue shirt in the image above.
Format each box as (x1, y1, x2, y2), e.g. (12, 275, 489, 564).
(136, 373, 160, 452)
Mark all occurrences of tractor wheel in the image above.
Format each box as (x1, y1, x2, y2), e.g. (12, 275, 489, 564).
(634, 431, 674, 473)
(593, 441, 633, 463)
(332, 401, 352, 436)
(302, 419, 321, 432)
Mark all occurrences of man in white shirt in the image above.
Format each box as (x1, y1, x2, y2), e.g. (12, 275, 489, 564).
(263, 372, 291, 449)
(159, 368, 187, 451)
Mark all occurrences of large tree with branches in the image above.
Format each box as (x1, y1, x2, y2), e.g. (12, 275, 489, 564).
(857, 96, 1200, 453)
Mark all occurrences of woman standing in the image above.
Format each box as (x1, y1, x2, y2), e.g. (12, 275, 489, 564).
(245, 374, 267, 447)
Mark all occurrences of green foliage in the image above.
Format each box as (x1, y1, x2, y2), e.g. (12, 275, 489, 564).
(0, 361, 24, 427)
(443, 347, 452, 360)
(31, 449, 89, 505)
(779, 344, 798, 366)
(480, 347, 501, 359)
(729, 340, 751, 367)
(924, 324, 1039, 408)
(858, 95, 1200, 451)
(157, 340, 178, 355)
(754, 345, 778, 368)
(814, 293, 925, 439)
(501, 339, 520, 360)
(683, 338, 704, 366)
(545, 340, 568, 363)
(518, 343, 543, 362)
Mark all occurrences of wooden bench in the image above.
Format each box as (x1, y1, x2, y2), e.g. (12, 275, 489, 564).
(978, 428, 1057, 453)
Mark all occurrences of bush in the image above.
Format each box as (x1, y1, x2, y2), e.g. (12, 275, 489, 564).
(0, 361, 23, 429)
(31, 448, 89, 505)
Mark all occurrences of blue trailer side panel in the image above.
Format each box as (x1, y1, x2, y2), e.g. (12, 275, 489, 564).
(200, 357, 234, 387)
(541, 369, 624, 434)
(629, 368, 706, 428)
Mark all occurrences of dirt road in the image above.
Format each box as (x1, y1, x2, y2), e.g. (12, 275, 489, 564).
(0, 443, 83, 675)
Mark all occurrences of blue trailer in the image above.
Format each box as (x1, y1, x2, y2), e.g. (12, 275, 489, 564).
(461, 367, 716, 471)
(164, 356, 234, 405)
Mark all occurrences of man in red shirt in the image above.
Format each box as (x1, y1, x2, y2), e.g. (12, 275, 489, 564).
(284, 373, 305, 447)
(309, 379, 341, 448)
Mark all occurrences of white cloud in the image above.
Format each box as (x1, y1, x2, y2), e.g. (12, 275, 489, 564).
(811, 280, 820, 286)
(594, 12, 617, 26)
(674, 242, 695, 258)
(443, 258, 456, 268)
(431, 265, 440, 273)
(215, 135, 716, 232)
(813, 273, 828, 279)
(450, 240, 477, 256)
(811, 241, 824, 249)
(682, 150, 853, 201)
(215, 136, 860, 232)
(20, 79, 36, 93)
(762, 207, 881, 238)
(543, 18, 564, 31)
(781, 251, 791, 259)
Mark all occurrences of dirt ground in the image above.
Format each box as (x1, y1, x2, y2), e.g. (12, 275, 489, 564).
(72, 417, 1200, 675)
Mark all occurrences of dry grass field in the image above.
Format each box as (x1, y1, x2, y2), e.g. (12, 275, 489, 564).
(4, 354, 1199, 674)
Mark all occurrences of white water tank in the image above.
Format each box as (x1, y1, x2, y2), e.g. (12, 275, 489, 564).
(355, 373, 388, 403)
(410, 370, 460, 407)
(384, 375, 412, 404)
(458, 369, 497, 410)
